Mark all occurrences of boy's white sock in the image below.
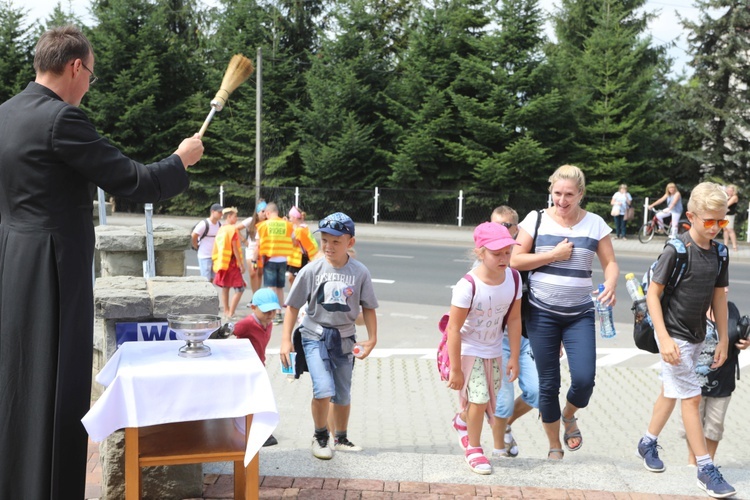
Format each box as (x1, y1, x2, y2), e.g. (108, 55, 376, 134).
(643, 431, 658, 443)
(696, 454, 712, 470)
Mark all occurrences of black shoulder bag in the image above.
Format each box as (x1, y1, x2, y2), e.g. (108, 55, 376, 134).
(519, 209, 543, 338)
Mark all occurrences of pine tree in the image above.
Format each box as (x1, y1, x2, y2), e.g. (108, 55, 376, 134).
(0, 2, 35, 103)
(682, 0, 750, 184)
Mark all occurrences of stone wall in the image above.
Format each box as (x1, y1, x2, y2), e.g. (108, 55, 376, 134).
(93, 276, 218, 499)
(95, 223, 190, 277)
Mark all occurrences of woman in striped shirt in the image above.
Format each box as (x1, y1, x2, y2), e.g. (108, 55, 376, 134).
(511, 165, 619, 460)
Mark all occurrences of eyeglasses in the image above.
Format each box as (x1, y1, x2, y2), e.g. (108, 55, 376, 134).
(499, 222, 516, 229)
(318, 219, 353, 235)
(71, 61, 98, 85)
(692, 213, 729, 229)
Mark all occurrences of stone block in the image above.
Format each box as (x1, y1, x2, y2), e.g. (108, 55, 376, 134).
(100, 431, 202, 500)
(148, 277, 218, 317)
(94, 277, 151, 319)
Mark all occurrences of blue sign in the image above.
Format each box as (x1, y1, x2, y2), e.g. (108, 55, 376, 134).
(115, 321, 178, 346)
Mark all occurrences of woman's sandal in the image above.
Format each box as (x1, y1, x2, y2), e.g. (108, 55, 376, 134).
(547, 448, 564, 460)
(562, 416, 583, 452)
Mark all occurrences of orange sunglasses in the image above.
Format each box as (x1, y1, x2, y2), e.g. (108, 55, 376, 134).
(692, 213, 729, 229)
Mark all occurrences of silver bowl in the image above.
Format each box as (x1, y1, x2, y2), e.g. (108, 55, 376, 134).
(167, 314, 221, 358)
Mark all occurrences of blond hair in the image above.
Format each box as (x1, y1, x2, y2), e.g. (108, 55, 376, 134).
(687, 182, 728, 213)
(664, 182, 678, 195)
(491, 205, 518, 224)
(548, 165, 586, 195)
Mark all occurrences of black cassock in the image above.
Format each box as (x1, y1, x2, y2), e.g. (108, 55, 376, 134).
(0, 82, 190, 498)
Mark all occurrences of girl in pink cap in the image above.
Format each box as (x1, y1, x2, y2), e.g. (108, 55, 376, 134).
(445, 222, 522, 475)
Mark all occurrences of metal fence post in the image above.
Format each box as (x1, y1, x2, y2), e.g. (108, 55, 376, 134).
(295, 186, 300, 209)
(457, 190, 464, 227)
(373, 187, 380, 225)
(219, 184, 224, 207)
(143, 203, 156, 278)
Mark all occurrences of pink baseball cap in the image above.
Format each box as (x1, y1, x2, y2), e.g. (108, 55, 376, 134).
(473, 222, 520, 250)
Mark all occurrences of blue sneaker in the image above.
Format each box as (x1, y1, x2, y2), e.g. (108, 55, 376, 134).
(697, 464, 736, 498)
(636, 437, 665, 472)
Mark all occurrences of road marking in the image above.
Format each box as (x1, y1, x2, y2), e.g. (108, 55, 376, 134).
(373, 254, 414, 259)
(595, 348, 643, 366)
(389, 312, 429, 320)
(372, 278, 395, 284)
(187, 265, 199, 270)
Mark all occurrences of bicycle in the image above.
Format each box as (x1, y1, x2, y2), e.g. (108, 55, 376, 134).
(638, 208, 691, 243)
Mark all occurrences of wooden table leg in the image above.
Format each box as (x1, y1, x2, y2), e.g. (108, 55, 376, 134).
(124, 427, 142, 500)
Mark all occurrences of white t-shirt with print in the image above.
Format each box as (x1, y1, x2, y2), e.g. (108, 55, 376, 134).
(451, 267, 521, 359)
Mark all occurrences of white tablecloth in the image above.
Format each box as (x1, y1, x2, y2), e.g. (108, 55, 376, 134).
(82, 339, 278, 466)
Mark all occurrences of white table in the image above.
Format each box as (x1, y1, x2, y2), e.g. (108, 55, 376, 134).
(82, 339, 278, 499)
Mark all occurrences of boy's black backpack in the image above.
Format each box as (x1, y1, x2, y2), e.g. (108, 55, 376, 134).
(633, 238, 728, 353)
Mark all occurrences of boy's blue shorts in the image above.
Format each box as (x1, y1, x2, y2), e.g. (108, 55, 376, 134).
(301, 336, 354, 405)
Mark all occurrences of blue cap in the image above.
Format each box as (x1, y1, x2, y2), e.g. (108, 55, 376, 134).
(316, 212, 355, 237)
(251, 288, 281, 312)
(210, 203, 223, 212)
(256, 201, 268, 213)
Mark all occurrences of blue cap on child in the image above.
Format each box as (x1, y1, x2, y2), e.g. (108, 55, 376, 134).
(251, 288, 281, 312)
(316, 212, 355, 237)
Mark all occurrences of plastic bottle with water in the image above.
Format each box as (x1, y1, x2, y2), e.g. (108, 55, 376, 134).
(593, 283, 616, 338)
(625, 273, 648, 323)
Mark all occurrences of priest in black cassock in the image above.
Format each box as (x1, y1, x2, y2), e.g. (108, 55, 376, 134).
(0, 25, 204, 498)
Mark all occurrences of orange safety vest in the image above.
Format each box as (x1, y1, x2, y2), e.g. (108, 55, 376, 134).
(257, 218, 295, 259)
(212, 225, 238, 272)
(288, 225, 319, 267)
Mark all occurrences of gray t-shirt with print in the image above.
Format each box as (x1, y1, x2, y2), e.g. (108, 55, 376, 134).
(286, 256, 378, 338)
(651, 233, 729, 344)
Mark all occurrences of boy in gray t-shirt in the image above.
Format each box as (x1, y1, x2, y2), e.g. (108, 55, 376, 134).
(280, 212, 378, 460)
(637, 182, 736, 499)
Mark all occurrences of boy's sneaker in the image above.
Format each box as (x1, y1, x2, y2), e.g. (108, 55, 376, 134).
(333, 437, 363, 452)
(465, 447, 492, 475)
(504, 426, 519, 457)
(697, 464, 737, 498)
(311, 435, 333, 460)
(451, 413, 469, 450)
(273, 313, 284, 325)
(637, 437, 665, 472)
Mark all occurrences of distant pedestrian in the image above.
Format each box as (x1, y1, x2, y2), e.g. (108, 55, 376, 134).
(191, 203, 223, 281)
(637, 182, 736, 499)
(722, 185, 738, 252)
(213, 207, 246, 319)
(648, 182, 683, 238)
(610, 184, 632, 239)
(447, 222, 522, 475)
(511, 165, 618, 460)
(280, 212, 378, 460)
(238, 200, 267, 293)
(255, 202, 295, 324)
(287, 206, 319, 286)
(487, 206, 539, 459)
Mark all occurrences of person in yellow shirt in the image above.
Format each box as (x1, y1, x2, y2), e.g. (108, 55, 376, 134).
(287, 206, 319, 286)
(255, 202, 295, 324)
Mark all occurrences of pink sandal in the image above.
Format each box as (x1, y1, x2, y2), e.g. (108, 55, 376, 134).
(452, 413, 469, 450)
(465, 447, 492, 475)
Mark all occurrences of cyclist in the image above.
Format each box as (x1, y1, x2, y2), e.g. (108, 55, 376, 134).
(648, 182, 683, 237)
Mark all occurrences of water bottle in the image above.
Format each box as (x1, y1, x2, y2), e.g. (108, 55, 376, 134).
(625, 273, 648, 323)
(594, 284, 617, 339)
(352, 343, 365, 358)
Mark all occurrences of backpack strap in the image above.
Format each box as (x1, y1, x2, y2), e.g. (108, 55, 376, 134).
(663, 238, 688, 296)
(464, 273, 476, 309)
(501, 269, 521, 332)
(713, 241, 728, 279)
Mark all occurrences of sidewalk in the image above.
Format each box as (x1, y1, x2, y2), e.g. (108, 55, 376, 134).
(85, 215, 748, 499)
